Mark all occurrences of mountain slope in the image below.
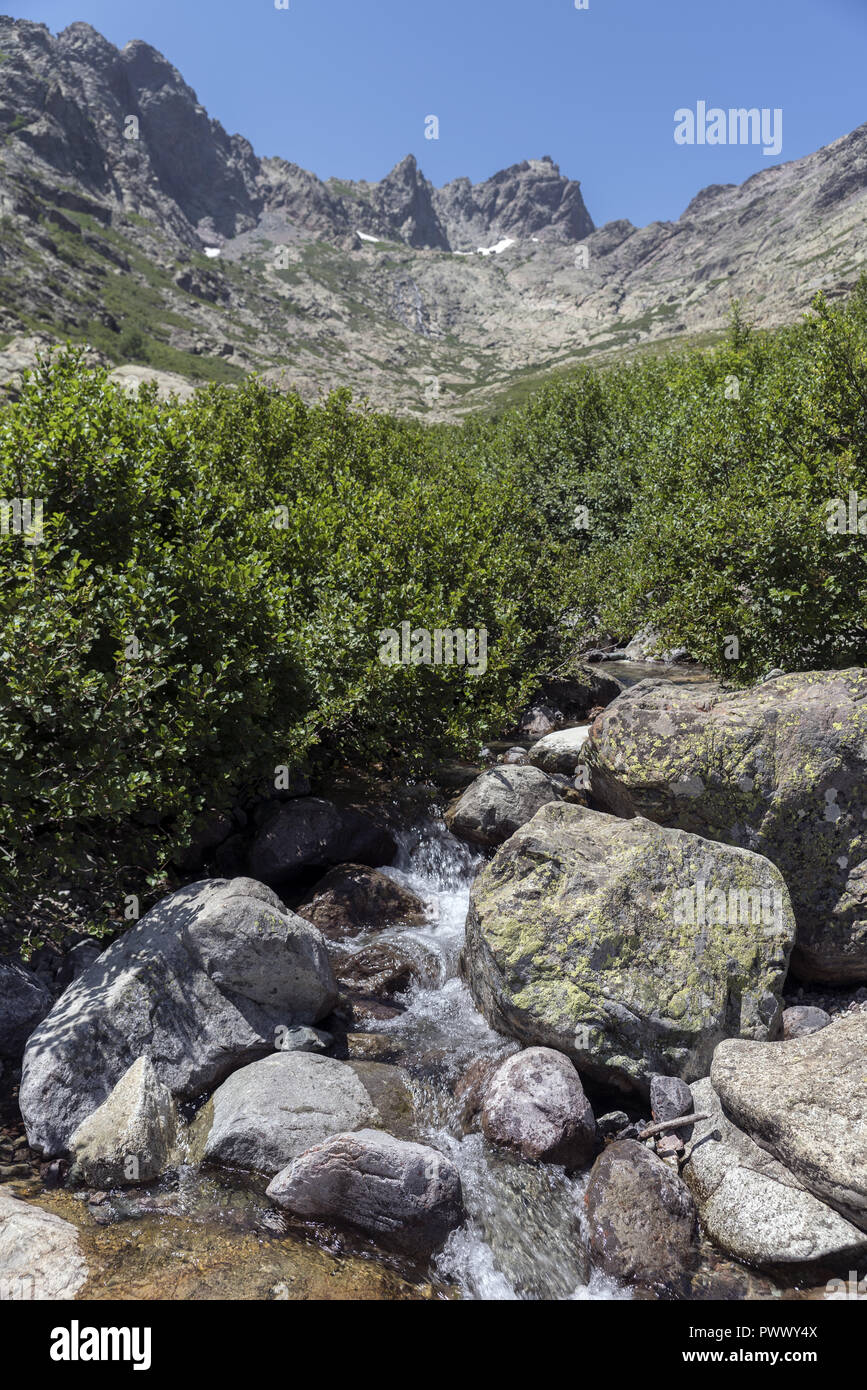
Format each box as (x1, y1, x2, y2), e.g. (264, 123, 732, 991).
(0, 16, 864, 415)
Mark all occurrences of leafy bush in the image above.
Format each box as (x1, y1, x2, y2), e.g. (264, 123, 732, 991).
(0, 356, 575, 931)
(3, 281, 867, 938)
(496, 284, 867, 678)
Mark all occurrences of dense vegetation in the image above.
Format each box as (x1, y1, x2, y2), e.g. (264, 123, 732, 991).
(2, 284, 866, 937)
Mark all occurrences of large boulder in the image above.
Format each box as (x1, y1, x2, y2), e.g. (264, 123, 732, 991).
(0, 1189, 88, 1300)
(247, 799, 396, 886)
(445, 765, 568, 847)
(0, 961, 52, 1057)
(585, 670, 867, 982)
(68, 1056, 178, 1188)
(463, 803, 794, 1092)
(584, 1140, 698, 1292)
(296, 864, 427, 941)
(20, 878, 338, 1156)
(197, 1051, 416, 1174)
(684, 1077, 867, 1275)
(266, 1129, 464, 1257)
(480, 1047, 597, 1166)
(711, 1014, 867, 1231)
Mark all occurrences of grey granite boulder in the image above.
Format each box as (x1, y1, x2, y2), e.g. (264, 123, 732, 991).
(0, 1189, 88, 1300)
(711, 1013, 867, 1231)
(198, 1051, 416, 1174)
(247, 799, 396, 886)
(20, 877, 338, 1156)
(526, 726, 591, 775)
(585, 669, 867, 982)
(266, 1128, 464, 1256)
(463, 803, 794, 1092)
(445, 765, 567, 846)
(782, 1005, 831, 1039)
(584, 1140, 698, 1291)
(650, 1074, 694, 1124)
(683, 1076, 867, 1274)
(0, 961, 53, 1057)
(68, 1056, 178, 1188)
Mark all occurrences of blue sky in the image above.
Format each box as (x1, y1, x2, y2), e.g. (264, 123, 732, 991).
(14, 0, 867, 227)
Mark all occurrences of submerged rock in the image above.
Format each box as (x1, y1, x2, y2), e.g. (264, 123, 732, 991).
(684, 1077, 867, 1275)
(198, 1051, 416, 1174)
(463, 803, 794, 1092)
(445, 764, 568, 846)
(584, 1140, 698, 1292)
(480, 1047, 597, 1166)
(266, 1128, 464, 1257)
(68, 1056, 178, 1188)
(330, 937, 440, 1002)
(711, 1014, 867, 1231)
(0, 1188, 88, 1299)
(20, 877, 338, 1156)
(585, 669, 867, 983)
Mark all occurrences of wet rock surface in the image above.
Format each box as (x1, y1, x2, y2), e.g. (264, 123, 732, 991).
(296, 864, 427, 940)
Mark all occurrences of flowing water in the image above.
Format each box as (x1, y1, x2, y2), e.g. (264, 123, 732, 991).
(345, 816, 630, 1301)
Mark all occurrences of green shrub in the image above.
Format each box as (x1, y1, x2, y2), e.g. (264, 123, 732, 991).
(0, 354, 576, 933)
(4, 281, 867, 941)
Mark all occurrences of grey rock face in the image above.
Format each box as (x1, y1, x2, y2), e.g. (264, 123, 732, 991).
(684, 1077, 867, 1273)
(586, 669, 867, 982)
(199, 1051, 415, 1174)
(584, 1140, 698, 1291)
(445, 765, 567, 846)
(0, 961, 53, 1057)
(480, 1047, 597, 1166)
(463, 803, 794, 1092)
(247, 798, 396, 885)
(711, 1014, 867, 1231)
(68, 1056, 178, 1188)
(19, 877, 338, 1156)
(266, 1128, 464, 1256)
(0, 1188, 88, 1299)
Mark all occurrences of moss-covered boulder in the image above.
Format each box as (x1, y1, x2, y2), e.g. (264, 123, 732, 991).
(462, 803, 794, 1093)
(584, 670, 867, 983)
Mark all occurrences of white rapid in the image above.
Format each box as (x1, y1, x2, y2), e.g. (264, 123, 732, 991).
(344, 815, 630, 1301)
